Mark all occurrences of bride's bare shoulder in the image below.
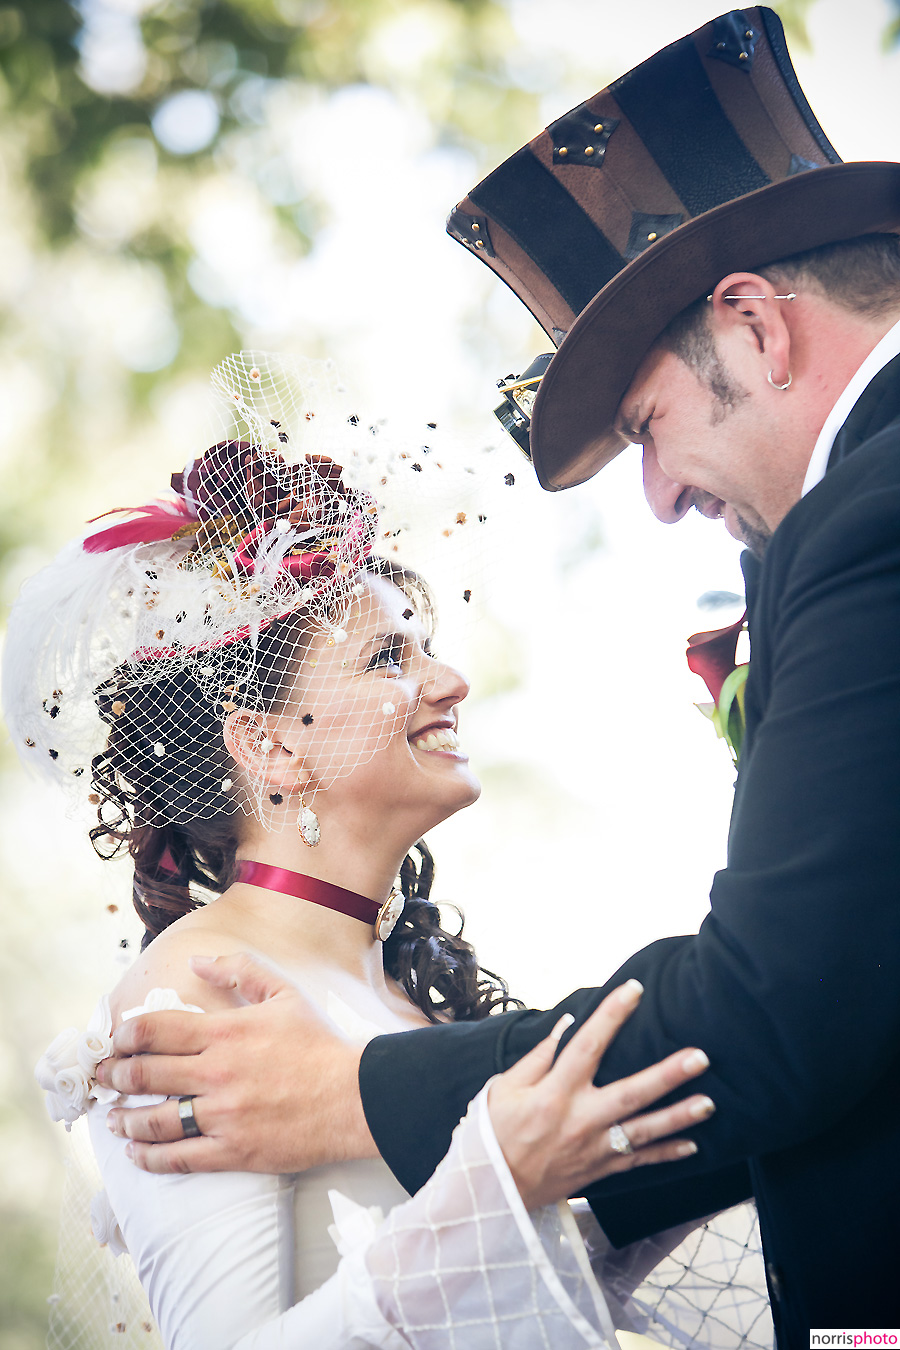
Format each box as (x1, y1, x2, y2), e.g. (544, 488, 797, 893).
(108, 907, 255, 1030)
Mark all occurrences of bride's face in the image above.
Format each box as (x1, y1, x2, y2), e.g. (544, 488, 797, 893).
(273, 573, 480, 835)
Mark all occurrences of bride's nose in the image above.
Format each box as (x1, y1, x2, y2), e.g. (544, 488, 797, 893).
(642, 445, 693, 523)
(420, 657, 470, 708)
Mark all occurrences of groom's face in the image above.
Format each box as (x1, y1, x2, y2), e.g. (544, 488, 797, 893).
(612, 303, 814, 556)
(615, 342, 779, 554)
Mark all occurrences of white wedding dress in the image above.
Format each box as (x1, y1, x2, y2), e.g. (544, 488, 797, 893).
(39, 989, 774, 1350)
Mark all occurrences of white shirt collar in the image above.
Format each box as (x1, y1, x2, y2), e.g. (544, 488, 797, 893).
(802, 315, 900, 496)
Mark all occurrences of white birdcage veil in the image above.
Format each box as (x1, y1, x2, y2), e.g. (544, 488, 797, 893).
(2, 352, 500, 843)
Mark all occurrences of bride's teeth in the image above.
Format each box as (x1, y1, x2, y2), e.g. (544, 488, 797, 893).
(413, 728, 461, 752)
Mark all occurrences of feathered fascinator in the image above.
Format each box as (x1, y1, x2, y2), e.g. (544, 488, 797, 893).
(3, 353, 505, 832)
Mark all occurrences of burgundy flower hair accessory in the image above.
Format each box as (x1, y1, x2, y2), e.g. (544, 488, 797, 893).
(686, 611, 749, 766)
(172, 442, 377, 582)
(85, 443, 376, 588)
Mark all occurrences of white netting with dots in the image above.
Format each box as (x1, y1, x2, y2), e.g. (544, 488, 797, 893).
(3, 352, 509, 836)
(579, 1201, 774, 1349)
(47, 1119, 162, 1350)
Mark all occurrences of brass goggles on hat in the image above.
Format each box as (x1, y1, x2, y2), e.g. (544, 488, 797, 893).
(493, 353, 553, 460)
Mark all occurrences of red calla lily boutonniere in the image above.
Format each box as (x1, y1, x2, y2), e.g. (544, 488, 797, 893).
(686, 612, 749, 767)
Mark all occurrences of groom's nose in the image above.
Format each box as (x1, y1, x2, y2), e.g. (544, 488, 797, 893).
(642, 445, 693, 523)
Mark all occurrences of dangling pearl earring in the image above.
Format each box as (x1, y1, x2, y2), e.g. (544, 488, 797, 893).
(297, 795, 321, 847)
(767, 370, 792, 391)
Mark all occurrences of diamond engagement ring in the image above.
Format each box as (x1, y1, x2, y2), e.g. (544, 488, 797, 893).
(608, 1123, 634, 1156)
(178, 1095, 202, 1139)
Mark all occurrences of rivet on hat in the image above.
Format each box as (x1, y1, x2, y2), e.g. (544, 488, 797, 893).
(593, 123, 603, 134)
(584, 146, 595, 156)
(475, 239, 485, 248)
(739, 51, 748, 60)
(745, 28, 753, 38)
(717, 40, 725, 49)
(647, 232, 658, 242)
(557, 146, 568, 157)
(471, 222, 480, 231)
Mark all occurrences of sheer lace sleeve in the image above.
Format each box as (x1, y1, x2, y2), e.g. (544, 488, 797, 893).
(363, 1082, 618, 1348)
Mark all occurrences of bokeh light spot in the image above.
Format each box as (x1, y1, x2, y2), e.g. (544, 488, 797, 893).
(152, 90, 221, 156)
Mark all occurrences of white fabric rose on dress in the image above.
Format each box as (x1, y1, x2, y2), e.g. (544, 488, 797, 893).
(90, 1189, 128, 1258)
(38, 991, 204, 1129)
(121, 988, 204, 1019)
(35, 1027, 80, 1093)
(47, 1063, 95, 1126)
(77, 994, 113, 1076)
(36, 997, 117, 1125)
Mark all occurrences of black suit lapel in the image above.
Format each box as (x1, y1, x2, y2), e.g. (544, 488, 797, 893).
(827, 349, 900, 470)
(741, 549, 762, 630)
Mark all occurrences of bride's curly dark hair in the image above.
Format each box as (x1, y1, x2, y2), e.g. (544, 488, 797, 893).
(88, 563, 520, 1024)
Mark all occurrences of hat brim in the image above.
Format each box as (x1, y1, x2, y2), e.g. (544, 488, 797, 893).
(529, 162, 900, 491)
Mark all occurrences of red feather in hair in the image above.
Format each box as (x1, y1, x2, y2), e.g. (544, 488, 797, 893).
(83, 498, 198, 554)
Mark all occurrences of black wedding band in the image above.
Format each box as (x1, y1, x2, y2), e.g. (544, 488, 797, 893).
(177, 1095, 202, 1139)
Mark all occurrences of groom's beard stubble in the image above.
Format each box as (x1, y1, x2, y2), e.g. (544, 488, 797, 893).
(734, 512, 772, 557)
(691, 489, 772, 558)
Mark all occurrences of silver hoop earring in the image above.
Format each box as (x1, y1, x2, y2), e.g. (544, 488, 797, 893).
(297, 796, 321, 847)
(767, 370, 792, 391)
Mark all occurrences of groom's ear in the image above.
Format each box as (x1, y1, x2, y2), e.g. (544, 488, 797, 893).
(707, 273, 793, 377)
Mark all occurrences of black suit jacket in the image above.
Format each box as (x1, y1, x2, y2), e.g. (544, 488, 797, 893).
(360, 355, 900, 1343)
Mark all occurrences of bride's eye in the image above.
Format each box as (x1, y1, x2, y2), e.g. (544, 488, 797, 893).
(367, 642, 405, 674)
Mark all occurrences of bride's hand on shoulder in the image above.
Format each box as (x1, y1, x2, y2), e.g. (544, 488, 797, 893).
(98, 952, 376, 1175)
(487, 980, 714, 1210)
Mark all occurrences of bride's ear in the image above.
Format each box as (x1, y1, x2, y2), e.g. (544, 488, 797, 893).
(223, 710, 301, 788)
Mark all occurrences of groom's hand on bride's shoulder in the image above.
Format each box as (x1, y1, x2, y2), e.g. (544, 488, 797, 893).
(97, 954, 378, 1175)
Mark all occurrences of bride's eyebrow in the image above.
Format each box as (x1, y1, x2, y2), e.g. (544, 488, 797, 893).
(367, 629, 431, 652)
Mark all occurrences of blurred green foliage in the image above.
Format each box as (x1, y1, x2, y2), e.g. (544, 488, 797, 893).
(885, 0, 900, 48)
(0, 1208, 57, 1350)
(0, 0, 540, 583)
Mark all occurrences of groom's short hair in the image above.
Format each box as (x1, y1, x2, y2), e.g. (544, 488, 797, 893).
(662, 233, 900, 396)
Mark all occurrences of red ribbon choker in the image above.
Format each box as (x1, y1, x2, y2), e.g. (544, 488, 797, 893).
(234, 860, 405, 942)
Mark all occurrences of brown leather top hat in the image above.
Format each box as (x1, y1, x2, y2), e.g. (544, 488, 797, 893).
(447, 7, 900, 490)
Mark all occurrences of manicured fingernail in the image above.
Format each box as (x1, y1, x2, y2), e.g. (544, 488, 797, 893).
(619, 979, 643, 1007)
(551, 1012, 575, 1041)
(684, 1048, 710, 1073)
(96, 1062, 109, 1086)
(676, 1140, 698, 1157)
(106, 1113, 119, 1135)
(125, 1142, 134, 1160)
(689, 1095, 716, 1119)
